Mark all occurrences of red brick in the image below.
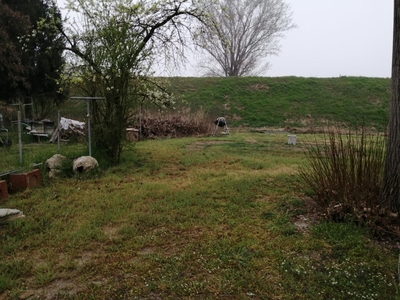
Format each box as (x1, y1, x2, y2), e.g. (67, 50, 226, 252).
(0, 180, 8, 201)
(9, 169, 41, 193)
(26, 169, 41, 189)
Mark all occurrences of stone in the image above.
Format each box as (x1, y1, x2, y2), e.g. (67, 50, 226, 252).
(45, 154, 67, 178)
(0, 180, 8, 202)
(73, 156, 99, 173)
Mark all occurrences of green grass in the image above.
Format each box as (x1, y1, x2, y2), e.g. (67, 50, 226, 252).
(166, 76, 390, 131)
(0, 133, 398, 299)
(1, 76, 391, 139)
(0, 135, 89, 174)
(3, 75, 385, 153)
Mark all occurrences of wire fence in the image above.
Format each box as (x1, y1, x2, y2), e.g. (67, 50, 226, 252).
(0, 99, 91, 176)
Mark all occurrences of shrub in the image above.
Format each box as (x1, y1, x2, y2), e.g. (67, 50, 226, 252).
(300, 127, 386, 221)
(134, 108, 214, 139)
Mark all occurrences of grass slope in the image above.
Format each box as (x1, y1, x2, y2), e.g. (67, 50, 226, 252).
(167, 76, 391, 131)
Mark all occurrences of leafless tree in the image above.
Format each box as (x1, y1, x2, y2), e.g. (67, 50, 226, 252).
(379, 0, 400, 212)
(195, 0, 296, 77)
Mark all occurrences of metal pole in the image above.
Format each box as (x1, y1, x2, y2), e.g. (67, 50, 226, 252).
(57, 110, 60, 152)
(69, 97, 104, 157)
(139, 105, 142, 141)
(87, 99, 91, 157)
(17, 111, 22, 165)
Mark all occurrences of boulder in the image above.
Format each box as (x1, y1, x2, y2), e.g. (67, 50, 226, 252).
(73, 156, 99, 173)
(45, 154, 67, 178)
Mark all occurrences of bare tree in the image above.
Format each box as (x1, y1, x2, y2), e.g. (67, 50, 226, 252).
(195, 0, 296, 77)
(379, 0, 400, 212)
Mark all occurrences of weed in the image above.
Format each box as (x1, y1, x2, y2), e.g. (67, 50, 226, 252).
(0, 259, 31, 293)
(34, 264, 55, 285)
(280, 222, 397, 299)
(280, 256, 396, 299)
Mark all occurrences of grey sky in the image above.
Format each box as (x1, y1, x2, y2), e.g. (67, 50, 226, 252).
(265, 0, 394, 78)
(179, 0, 394, 78)
(57, 0, 394, 78)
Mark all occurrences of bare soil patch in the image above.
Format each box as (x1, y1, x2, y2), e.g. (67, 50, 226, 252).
(248, 83, 270, 91)
(186, 140, 233, 151)
(293, 197, 322, 235)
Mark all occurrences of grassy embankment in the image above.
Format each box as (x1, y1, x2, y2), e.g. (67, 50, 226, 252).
(167, 76, 391, 131)
(2, 76, 390, 139)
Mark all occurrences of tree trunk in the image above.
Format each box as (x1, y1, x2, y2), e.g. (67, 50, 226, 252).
(380, 0, 400, 212)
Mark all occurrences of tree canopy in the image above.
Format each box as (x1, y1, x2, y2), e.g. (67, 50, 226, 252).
(57, 0, 211, 163)
(0, 0, 65, 118)
(0, 1, 30, 99)
(195, 0, 296, 76)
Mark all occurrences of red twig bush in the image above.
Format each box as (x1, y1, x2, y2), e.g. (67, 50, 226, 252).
(300, 127, 386, 221)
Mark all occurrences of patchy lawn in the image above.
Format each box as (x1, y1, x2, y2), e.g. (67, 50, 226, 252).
(0, 132, 398, 299)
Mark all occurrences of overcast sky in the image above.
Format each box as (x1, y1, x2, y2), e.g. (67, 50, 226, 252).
(176, 0, 394, 78)
(265, 0, 394, 78)
(57, 0, 394, 78)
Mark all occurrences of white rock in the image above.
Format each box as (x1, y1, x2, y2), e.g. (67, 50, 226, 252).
(73, 156, 99, 173)
(45, 154, 67, 178)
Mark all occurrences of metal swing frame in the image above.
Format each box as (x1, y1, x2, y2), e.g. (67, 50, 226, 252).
(212, 117, 230, 136)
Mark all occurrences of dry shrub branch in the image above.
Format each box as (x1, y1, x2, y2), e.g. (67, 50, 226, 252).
(136, 108, 213, 139)
(300, 127, 400, 240)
